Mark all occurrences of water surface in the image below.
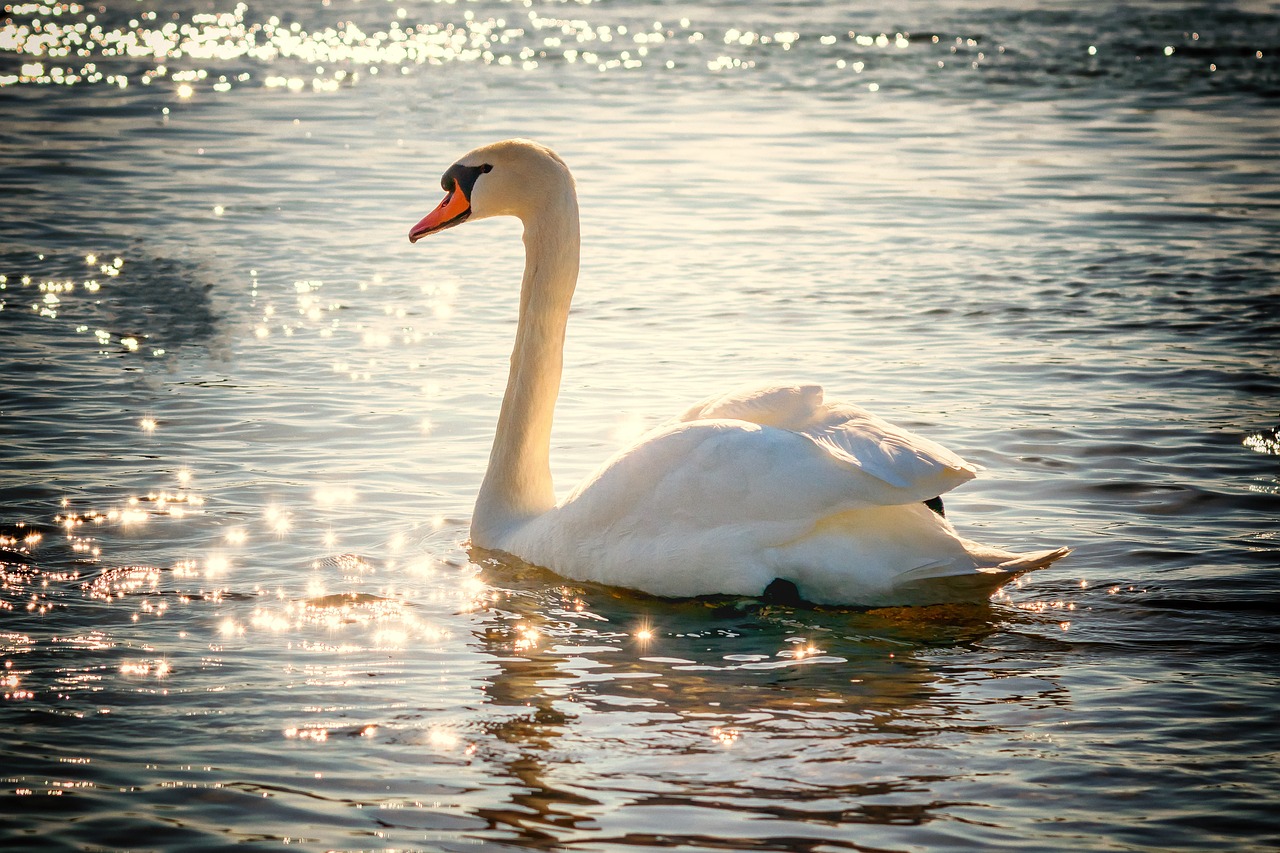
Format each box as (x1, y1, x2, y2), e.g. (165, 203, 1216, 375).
(2, 1, 1279, 850)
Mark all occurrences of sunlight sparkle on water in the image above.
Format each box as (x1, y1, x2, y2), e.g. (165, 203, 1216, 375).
(284, 726, 328, 742)
(205, 554, 230, 577)
(120, 660, 170, 679)
(250, 607, 292, 633)
(406, 556, 434, 577)
(313, 486, 357, 507)
(265, 506, 292, 536)
(427, 728, 461, 751)
(1244, 425, 1280, 456)
(513, 623, 541, 652)
(0, 1, 996, 95)
(710, 726, 741, 747)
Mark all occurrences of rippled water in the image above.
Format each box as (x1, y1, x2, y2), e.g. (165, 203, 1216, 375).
(3, 0, 1279, 850)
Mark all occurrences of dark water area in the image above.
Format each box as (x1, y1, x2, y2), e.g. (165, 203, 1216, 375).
(2, 0, 1280, 850)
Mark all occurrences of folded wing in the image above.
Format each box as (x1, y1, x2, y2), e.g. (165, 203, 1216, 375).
(676, 383, 976, 504)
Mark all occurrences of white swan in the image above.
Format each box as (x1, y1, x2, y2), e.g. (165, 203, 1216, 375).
(408, 139, 1069, 606)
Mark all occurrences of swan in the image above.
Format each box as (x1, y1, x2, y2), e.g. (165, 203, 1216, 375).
(408, 139, 1069, 607)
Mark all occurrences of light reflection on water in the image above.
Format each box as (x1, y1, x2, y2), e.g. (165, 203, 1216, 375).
(3, 0, 1280, 850)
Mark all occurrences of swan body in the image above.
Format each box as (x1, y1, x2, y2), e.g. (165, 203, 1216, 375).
(409, 139, 1069, 606)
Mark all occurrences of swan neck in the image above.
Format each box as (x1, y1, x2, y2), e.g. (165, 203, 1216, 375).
(472, 195, 580, 545)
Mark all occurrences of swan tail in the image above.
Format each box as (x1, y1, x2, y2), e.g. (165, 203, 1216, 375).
(896, 540, 1075, 601)
(891, 547, 1072, 604)
(996, 546, 1072, 574)
(769, 504, 1072, 606)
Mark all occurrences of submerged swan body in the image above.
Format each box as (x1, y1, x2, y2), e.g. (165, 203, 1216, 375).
(409, 139, 1069, 606)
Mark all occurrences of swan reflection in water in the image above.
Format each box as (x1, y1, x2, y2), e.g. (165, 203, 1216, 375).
(460, 548, 1070, 847)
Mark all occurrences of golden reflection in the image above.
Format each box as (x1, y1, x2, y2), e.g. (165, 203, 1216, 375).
(709, 725, 740, 747)
(238, 571, 448, 650)
(512, 622, 541, 653)
(83, 566, 160, 602)
(173, 559, 199, 579)
(783, 638, 822, 660)
(119, 659, 170, 678)
(283, 726, 329, 742)
(3, 665, 33, 701)
(469, 604, 596, 842)
(1018, 598, 1076, 615)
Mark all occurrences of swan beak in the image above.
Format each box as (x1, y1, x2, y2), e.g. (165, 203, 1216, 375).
(409, 184, 471, 243)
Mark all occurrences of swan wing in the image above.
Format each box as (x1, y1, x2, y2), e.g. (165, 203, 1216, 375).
(802, 401, 976, 500)
(557, 417, 951, 542)
(677, 383, 975, 503)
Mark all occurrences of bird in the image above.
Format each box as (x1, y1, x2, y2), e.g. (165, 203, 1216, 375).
(408, 138, 1069, 607)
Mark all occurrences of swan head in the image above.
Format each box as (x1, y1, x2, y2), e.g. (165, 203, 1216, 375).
(408, 138, 573, 243)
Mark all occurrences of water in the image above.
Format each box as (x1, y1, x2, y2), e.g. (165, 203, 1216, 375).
(2, 0, 1279, 849)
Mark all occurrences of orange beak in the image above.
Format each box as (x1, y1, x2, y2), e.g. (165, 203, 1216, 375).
(409, 183, 471, 243)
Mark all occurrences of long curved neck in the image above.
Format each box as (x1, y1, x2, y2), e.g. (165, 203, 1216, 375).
(472, 191, 580, 547)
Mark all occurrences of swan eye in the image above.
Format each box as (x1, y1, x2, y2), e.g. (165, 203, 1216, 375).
(440, 163, 493, 200)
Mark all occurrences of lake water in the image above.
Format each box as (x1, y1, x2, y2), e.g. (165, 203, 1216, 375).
(2, 0, 1279, 850)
